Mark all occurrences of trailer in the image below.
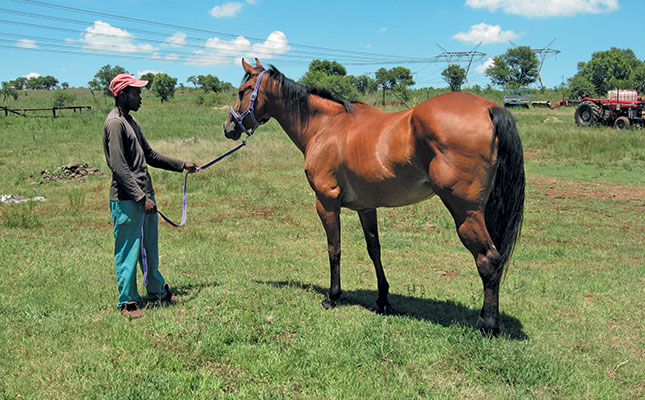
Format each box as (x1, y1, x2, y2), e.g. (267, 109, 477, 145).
(503, 88, 531, 108)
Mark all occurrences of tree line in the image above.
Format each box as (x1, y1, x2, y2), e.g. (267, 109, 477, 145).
(2, 46, 644, 104)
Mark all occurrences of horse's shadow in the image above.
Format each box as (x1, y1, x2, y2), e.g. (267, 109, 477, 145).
(258, 280, 528, 340)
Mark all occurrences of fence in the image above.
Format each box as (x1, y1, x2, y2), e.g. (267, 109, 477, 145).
(1, 105, 91, 118)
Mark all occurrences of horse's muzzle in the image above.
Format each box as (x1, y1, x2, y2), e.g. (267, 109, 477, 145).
(224, 119, 242, 140)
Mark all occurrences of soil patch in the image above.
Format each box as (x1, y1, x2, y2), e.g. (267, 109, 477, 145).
(532, 176, 645, 204)
(25, 163, 101, 184)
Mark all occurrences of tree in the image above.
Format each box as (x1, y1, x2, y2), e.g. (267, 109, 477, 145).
(442, 64, 467, 92)
(567, 75, 595, 99)
(187, 75, 198, 87)
(25, 75, 59, 90)
(570, 47, 643, 97)
(90, 65, 127, 96)
(307, 59, 347, 76)
(150, 73, 177, 103)
(352, 74, 378, 94)
(1, 81, 18, 101)
(375, 66, 415, 104)
(634, 63, 645, 95)
(10, 77, 27, 90)
(140, 72, 156, 89)
(52, 90, 75, 107)
(485, 46, 539, 88)
(196, 74, 223, 93)
(300, 60, 359, 102)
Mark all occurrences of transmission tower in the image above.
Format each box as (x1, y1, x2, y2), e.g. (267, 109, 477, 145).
(434, 42, 486, 87)
(509, 39, 561, 89)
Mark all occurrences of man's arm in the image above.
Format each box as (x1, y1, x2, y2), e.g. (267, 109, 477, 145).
(137, 128, 185, 172)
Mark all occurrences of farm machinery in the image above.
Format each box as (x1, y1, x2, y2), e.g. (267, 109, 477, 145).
(574, 90, 644, 129)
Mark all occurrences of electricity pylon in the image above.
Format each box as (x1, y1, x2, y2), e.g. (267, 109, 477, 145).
(509, 39, 561, 89)
(434, 42, 486, 88)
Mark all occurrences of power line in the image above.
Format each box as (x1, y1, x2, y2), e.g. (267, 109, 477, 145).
(0, 9, 423, 64)
(8, 0, 432, 63)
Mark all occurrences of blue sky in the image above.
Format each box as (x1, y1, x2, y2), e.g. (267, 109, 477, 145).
(1, 0, 642, 89)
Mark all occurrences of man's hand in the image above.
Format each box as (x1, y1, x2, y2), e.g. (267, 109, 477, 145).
(183, 162, 200, 173)
(141, 196, 157, 214)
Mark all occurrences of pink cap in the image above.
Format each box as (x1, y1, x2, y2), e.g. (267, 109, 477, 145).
(109, 73, 148, 97)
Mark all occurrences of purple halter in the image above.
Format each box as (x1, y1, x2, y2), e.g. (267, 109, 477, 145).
(229, 69, 267, 136)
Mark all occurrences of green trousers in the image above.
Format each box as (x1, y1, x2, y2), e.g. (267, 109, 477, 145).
(110, 198, 167, 308)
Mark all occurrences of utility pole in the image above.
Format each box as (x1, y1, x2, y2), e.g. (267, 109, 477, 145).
(509, 39, 561, 90)
(434, 43, 486, 88)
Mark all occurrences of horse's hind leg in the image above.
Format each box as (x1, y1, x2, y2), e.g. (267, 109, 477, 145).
(357, 208, 391, 314)
(457, 210, 502, 335)
(441, 196, 502, 335)
(315, 196, 342, 309)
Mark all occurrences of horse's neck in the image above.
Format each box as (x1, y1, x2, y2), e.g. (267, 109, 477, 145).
(270, 94, 330, 154)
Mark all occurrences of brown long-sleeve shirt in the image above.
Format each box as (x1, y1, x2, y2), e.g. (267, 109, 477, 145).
(103, 107, 185, 202)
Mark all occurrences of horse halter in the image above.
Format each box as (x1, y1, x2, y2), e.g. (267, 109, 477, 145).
(229, 69, 268, 136)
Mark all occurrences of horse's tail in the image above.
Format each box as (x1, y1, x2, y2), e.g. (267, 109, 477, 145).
(485, 106, 525, 272)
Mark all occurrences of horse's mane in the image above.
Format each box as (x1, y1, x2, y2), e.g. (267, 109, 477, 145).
(243, 65, 355, 124)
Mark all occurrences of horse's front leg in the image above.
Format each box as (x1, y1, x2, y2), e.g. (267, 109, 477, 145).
(357, 208, 392, 314)
(315, 196, 342, 309)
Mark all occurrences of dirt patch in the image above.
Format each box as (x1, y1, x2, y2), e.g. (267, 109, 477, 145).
(532, 176, 645, 204)
(24, 163, 101, 184)
(543, 116, 562, 124)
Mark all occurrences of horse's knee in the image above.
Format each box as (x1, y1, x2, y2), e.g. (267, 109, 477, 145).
(476, 249, 502, 286)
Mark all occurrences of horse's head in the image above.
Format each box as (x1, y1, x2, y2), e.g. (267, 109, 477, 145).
(224, 58, 270, 140)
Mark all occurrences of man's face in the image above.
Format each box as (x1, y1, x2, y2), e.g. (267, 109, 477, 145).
(120, 86, 142, 112)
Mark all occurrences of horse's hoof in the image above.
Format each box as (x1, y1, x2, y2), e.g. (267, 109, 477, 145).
(375, 302, 394, 315)
(480, 326, 500, 337)
(321, 298, 337, 309)
(477, 316, 500, 337)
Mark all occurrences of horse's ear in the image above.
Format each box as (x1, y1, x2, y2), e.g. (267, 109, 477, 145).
(255, 58, 264, 70)
(242, 58, 257, 74)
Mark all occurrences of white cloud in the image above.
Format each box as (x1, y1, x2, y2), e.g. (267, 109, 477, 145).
(248, 31, 290, 59)
(76, 21, 157, 53)
(138, 70, 161, 77)
(453, 23, 518, 44)
(475, 56, 495, 73)
(186, 31, 289, 66)
(185, 50, 231, 66)
(465, 0, 619, 17)
(210, 2, 244, 18)
(17, 39, 37, 49)
(24, 72, 41, 79)
(378, 27, 388, 34)
(206, 35, 251, 55)
(165, 32, 187, 48)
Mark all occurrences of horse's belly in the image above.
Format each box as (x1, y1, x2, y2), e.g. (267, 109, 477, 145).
(340, 177, 435, 210)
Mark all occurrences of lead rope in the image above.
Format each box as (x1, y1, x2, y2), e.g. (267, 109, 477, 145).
(140, 136, 249, 285)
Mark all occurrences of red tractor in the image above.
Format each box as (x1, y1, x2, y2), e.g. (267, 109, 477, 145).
(574, 90, 644, 129)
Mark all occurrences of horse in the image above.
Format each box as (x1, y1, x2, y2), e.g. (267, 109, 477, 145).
(224, 59, 525, 335)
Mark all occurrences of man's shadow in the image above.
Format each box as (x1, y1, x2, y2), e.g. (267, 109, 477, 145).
(259, 280, 527, 340)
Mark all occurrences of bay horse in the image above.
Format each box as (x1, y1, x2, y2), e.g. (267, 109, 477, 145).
(224, 59, 525, 335)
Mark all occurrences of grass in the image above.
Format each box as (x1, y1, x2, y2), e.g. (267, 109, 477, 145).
(1, 89, 643, 399)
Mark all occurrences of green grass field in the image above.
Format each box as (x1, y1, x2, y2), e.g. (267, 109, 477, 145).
(1, 90, 643, 399)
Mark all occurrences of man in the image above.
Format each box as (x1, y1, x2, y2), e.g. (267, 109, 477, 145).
(103, 73, 199, 319)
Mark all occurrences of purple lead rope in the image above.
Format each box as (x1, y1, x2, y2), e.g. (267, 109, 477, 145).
(140, 137, 249, 285)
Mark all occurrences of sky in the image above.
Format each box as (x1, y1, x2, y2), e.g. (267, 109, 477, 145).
(1, 0, 643, 90)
